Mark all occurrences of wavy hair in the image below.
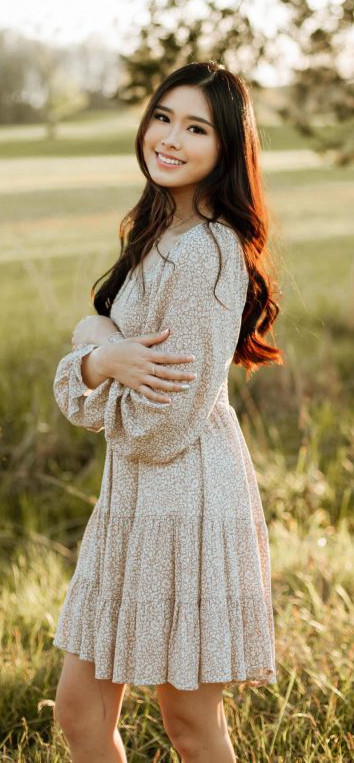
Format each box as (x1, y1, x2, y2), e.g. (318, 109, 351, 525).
(92, 60, 284, 379)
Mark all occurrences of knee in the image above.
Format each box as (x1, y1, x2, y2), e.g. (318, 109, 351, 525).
(163, 716, 205, 758)
(54, 701, 77, 740)
(54, 687, 88, 742)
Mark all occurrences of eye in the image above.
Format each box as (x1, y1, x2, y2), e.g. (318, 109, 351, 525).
(154, 112, 169, 123)
(189, 125, 206, 135)
(153, 112, 206, 135)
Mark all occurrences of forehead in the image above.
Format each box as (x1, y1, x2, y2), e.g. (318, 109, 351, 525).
(157, 85, 211, 117)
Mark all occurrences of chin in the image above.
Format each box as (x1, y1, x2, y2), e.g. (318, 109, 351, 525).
(148, 168, 181, 185)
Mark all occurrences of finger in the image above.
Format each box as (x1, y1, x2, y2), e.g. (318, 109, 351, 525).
(144, 375, 191, 392)
(139, 384, 171, 404)
(146, 362, 197, 381)
(134, 329, 170, 346)
(153, 368, 197, 381)
(149, 351, 196, 365)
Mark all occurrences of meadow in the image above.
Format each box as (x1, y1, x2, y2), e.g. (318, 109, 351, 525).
(0, 108, 353, 761)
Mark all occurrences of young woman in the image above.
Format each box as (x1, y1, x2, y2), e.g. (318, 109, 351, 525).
(52, 61, 283, 763)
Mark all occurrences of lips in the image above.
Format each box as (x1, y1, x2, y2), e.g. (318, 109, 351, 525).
(155, 151, 186, 163)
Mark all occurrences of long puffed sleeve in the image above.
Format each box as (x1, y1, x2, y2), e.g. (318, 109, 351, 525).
(53, 335, 125, 433)
(104, 223, 249, 463)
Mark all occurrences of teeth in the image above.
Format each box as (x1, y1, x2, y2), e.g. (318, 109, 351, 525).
(157, 152, 183, 166)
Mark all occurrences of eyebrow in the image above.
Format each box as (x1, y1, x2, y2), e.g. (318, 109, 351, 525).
(154, 104, 214, 128)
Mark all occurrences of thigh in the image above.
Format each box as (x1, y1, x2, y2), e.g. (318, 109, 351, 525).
(156, 681, 227, 737)
(54, 651, 127, 736)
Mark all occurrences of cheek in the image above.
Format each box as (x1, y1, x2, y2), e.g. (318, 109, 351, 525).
(144, 122, 161, 147)
(193, 139, 219, 169)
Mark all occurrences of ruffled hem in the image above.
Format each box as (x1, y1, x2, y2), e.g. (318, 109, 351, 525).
(53, 493, 276, 692)
(53, 573, 276, 691)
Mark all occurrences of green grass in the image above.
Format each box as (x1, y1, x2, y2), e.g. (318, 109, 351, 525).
(1, 517, 352, 761)
(0, 134, 138, 159)
(0, 110, 336, 159)
(0, 114, 353, 760)
(265, 165, 354, 189)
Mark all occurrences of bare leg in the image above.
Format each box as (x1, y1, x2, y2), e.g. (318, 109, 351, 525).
(179, 733, 235, 763)
(67, 727, 127, 763)
(54, 652, 127, 763)
(156, 681, 236, 763)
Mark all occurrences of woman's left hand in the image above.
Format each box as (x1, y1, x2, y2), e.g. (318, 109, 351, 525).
(72, 315, 120, 350)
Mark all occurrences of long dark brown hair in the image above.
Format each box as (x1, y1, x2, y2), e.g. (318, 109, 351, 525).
(92, 60, 284, 379)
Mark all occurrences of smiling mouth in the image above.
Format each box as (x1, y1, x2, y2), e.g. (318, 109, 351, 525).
(155, 151, 186, 166)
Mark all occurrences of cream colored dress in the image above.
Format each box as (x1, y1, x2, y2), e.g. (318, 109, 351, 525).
(52, 221, 276, 691)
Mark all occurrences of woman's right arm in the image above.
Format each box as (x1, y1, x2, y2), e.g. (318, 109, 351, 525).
(80, 345, 112, 389)
(53, 343, 115, 433)
(53, 333, 197, 432)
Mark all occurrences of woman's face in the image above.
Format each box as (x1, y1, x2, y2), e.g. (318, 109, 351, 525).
(142, 85, 220, 190)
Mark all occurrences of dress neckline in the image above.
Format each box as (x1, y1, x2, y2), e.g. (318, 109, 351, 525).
(129, 220, 228, 280)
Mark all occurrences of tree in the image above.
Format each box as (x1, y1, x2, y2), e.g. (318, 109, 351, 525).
(0, 29, 35, 123)
(35, 44, 89, 139)
(115, 0, 268, 104)
(275, 0, 354, 165)
(0, 29, 120, 128)
(114, 0, 354, 164)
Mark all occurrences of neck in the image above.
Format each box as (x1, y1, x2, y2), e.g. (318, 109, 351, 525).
(169, 187, 211, 228)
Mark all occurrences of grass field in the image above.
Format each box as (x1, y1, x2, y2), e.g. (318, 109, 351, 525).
(0, 111, 353, 761)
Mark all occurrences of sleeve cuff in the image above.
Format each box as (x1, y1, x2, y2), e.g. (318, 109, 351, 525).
(72, 343, 101, 396)
(55, 343, 109, 421)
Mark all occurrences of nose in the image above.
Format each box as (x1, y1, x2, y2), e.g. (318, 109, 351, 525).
(161, 126, 181, 149)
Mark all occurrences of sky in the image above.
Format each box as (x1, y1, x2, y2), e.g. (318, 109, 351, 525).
(0, 0, 331, 86)
(0, 1, 148, 51)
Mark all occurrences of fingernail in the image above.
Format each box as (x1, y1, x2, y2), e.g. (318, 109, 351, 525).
(180, 383, 190, 389)
(162, 328, 170, 334)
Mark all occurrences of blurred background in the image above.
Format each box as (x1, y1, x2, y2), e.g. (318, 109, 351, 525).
(0, 1, 353, 760)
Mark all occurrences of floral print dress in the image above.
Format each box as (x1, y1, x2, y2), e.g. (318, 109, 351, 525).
(52, 220, 276, 691)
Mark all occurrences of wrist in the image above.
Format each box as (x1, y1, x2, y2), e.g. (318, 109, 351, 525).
(90, 345, 112, 380)
(80, 346, 109, 389)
